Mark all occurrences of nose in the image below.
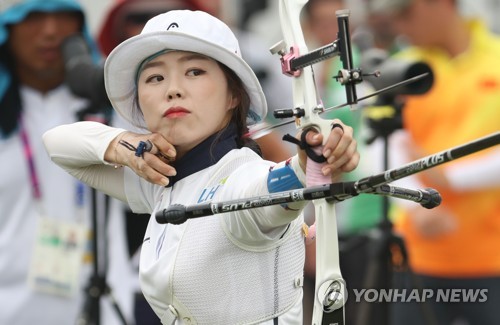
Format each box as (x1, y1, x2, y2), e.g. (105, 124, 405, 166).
(167, 90, 182, 100)
(166, 78, 184, 100)
(40, 14, 60, 36)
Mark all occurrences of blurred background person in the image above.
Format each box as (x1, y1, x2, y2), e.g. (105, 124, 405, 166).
(352, 0, 409, 54)
(368, 0, 500, 324)
(98, 0, 198, 57)
(0, 0, 133, 324)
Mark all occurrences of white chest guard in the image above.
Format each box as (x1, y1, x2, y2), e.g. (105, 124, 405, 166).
(139, 149, 305, 324)
(172, 215, 305, 324)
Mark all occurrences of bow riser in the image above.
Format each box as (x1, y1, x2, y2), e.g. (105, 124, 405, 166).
(277, 1, 347, 324)
(279, 0, 330, 137)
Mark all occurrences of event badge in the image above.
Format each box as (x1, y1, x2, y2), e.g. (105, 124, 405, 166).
(28, 216, 87, 297)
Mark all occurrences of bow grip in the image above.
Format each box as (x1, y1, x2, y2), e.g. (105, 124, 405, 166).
(300, 119, 337, 187)
(301, 116, 337, 155)
(301, 127, 327, 164)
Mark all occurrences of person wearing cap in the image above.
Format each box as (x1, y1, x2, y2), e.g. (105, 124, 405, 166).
(97, 0, 199, 57)
(43, 9, 359, 324)
(0, 0, 133, 324)
(369, 0, 500, 324)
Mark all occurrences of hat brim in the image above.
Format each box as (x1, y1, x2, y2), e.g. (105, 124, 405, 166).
(104, 31, 267, 128)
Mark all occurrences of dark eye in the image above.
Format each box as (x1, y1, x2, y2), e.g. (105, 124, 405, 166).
(145, 75, 164, 83)
(187, 69, 205, 77)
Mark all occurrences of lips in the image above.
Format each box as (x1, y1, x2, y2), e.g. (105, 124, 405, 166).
(39, 47, 60, 62)
(164, 107, 190, 118)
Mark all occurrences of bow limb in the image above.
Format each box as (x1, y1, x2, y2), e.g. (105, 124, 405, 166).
(277, 0, 346, 324)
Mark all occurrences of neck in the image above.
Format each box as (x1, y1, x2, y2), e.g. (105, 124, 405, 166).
(175, 119, 235, 160)
(16, 65, 65, 94)
(441, 16, 470, 57)
(166, 123, 239, 187)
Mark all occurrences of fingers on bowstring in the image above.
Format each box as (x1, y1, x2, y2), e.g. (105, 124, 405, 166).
(141, 146, 177, 183)
(135, 156, 175, 187)
(128, 135, 176, 187)
(144, 154, 177, 177)
(147, 133, 177, 161)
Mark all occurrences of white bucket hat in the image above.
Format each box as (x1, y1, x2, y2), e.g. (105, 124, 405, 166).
(104, 9, 267, 128)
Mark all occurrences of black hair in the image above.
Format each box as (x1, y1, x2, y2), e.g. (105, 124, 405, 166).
(217, 62, 262, 156)
(0, 42, 22, 138)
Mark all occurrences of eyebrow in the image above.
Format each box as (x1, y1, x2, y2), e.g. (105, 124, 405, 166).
(141, 60, 164, 70)
(179, 53, 211, 63)
(141, 53, 212, 71)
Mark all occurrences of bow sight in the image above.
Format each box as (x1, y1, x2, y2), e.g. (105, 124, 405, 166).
(270, 9, 361, 120)
(268, 9, 432, 123)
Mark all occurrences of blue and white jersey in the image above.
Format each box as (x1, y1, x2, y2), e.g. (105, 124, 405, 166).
(126, 147, 306, 324)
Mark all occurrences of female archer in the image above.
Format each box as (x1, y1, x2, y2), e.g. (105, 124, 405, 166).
(43, 10, 359, 324)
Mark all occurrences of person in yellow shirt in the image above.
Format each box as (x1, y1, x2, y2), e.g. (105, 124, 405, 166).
(371, 0, 500, 324)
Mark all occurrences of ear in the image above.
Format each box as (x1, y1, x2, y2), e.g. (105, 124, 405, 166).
(228, 95, 240, 111)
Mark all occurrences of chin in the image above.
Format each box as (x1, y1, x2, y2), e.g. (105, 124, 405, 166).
(163, 129, 191, 146)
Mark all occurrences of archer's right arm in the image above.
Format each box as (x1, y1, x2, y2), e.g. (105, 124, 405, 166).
(43, 121, 128, 201)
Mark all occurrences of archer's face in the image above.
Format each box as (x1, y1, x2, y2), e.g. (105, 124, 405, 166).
(137, 51, 237, 157)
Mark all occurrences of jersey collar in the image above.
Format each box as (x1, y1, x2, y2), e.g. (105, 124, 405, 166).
(167, 123, 239, 187)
